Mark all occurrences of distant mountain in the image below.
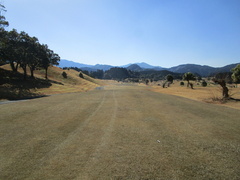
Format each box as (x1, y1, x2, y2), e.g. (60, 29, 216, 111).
(214, 64, 239, 74)
(168, 63, 239, 76)
(92, 64, 113, 71)
(122, 62, 164, 70)
(126, 64, 143, 71)
(58, 59, 93, 68)
(168, 64, 215, 76)
(58, 59, 239, 77)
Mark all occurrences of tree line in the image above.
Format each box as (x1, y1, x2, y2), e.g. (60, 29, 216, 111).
(0, 4, 60, 79)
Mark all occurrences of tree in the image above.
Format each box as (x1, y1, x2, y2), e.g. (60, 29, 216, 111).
(90, 69, 104, 79)
(18, 31, 31, 79)
(0, 4, 9, 28)
(62, 71, 67, 78)
(104, 67, 131, 80)
(40, 44, 60, 79)
(214, 72, 232, 84)
(166, 74, 174, 84)
(180, 81, 184, 86)
(79, 72, 84, 78)
(0, 28, 7, 65)
(231, 64, 240, 86)
(145, 79, 149, 85)
(183, 72, 195, 87)
(213, 79, 229, 98)
(26, 36, 41, 78)
(213, 72, 231, 99)
(0, 29, 21, 72)
(202, 81, 207, 87)
(0, 3, 8, 65)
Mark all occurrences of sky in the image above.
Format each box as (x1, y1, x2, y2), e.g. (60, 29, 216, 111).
(3, 0, 240, 67)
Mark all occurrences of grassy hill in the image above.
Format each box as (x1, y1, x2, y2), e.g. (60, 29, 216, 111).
(0, 64, 104, 100)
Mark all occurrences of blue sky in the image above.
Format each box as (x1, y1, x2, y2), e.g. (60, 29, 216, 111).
(4, 0, 240, 67)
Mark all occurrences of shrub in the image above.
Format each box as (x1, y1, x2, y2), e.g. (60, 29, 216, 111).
(202, 81, 207, 87)
(180, 82, 184, 86)
(62, 71, 67, 78)
(145, 79, 149, 85)
(79, 72, 84, 78)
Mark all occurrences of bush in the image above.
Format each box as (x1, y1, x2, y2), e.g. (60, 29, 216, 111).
(202, 81, 207, 87)
(62, 71, 67, 78)
(79, 72, 84, 78)
(180, 82, 184, 86)
(145, 79, 149, 85)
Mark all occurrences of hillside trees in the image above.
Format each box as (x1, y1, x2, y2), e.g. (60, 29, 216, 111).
(0, 29, 60, 79)
(90, 69, 104, 79)
(104, 67, 132, 80)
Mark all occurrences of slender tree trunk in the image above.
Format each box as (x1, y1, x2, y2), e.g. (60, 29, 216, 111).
(16, 63, 19, 71)
(45, 67, 48, 79)
(29, 65, 35, 78)
(23, 67, 27, 80)
(30, 68, 34, 78)
(10, 61, 17, 72)
(21, 64, 27, 80)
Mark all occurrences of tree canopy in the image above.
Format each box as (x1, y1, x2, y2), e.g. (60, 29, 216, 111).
(0, 4, 9, 28)
(166, 74, 174, 83)
(231, 64, 240, 84)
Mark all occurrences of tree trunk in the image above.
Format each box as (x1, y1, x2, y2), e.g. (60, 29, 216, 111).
(10, 61, 17, 72)
(45, 67, 48, 79)
(189, 83, 194, 89)
(30, 68, 34, 78)
(29, 65, 35, 78)
(222, 86, 229, 98)
(20, 63, 27, 80)
(218, 80, 229, 98)
(23, 67, 27, 80)
(16, 63, 19, 71)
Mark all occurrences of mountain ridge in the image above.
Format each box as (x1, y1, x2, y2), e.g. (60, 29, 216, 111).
(58, 59, 239, 77)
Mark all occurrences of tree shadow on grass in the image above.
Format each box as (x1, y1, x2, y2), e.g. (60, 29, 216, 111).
(229, 97, 240, 102)
(0, 68, 62, 100)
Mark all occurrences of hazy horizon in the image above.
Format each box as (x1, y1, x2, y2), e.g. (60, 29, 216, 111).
(60, 59, 239, 68)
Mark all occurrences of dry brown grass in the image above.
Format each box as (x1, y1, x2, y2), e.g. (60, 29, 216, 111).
(150, 80, 240, 110)
(1, 84, 240, 179)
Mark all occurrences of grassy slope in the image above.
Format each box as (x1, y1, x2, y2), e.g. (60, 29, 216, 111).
(0, 64, 103, 100)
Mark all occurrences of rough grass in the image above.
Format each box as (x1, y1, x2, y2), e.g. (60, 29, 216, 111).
(150, 80, 240, 110)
